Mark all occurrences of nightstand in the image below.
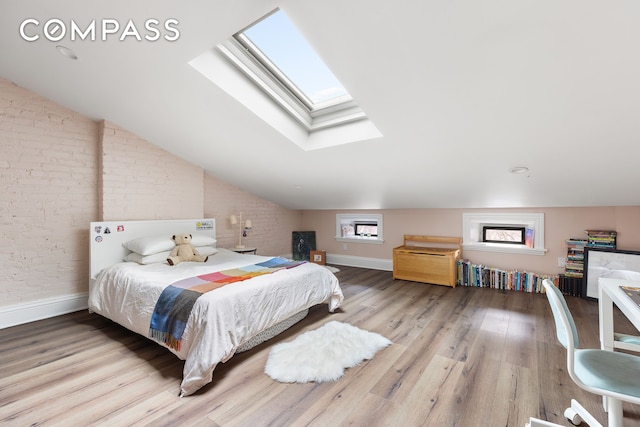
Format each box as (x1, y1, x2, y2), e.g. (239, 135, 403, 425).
(229, 247, 257, 255)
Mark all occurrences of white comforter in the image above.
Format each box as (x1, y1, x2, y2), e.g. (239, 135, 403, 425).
(88, 248, 344, 396)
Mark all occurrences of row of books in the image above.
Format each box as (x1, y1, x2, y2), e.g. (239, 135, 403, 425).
(456, 260, 557, 293)
(557, 274, 583, 297)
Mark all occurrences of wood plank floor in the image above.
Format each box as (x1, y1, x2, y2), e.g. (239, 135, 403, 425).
(2, 266, 640, 426)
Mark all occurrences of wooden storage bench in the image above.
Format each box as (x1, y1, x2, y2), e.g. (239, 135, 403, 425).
(393, 235, 462, 287)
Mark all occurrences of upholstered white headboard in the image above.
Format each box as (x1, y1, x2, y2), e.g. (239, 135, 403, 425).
(89, 218, 216, 282)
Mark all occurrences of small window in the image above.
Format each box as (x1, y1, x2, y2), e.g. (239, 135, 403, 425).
(355, 222, 378, 237)
(482, 226, 525, 245)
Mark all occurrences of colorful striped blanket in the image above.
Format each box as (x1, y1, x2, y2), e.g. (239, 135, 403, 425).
(149, 257, 305, 351)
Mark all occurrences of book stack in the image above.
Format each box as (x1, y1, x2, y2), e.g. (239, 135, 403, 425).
(585, 230, 617, 249)
(564, 238, 588, 278)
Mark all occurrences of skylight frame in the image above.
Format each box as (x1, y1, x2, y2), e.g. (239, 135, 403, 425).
(236, 34, 309, 108)
(233, 9, 353, 112)
(219, 8, 367, 132)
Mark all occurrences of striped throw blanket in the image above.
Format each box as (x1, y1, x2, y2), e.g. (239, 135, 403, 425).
(149, 257, 306, 351)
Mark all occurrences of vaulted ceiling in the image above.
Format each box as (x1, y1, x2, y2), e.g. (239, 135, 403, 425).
(2, 0, 639, 209)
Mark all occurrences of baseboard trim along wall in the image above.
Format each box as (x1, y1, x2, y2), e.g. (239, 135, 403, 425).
(282, 252, 392, 271)
(0, 293, 88, 330)
(326, 254, 393, 271)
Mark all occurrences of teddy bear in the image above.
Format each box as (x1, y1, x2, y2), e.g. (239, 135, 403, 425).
(167, 233, 208, 266)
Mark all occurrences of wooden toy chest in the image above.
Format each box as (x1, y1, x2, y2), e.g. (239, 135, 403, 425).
(393, 235, 462, 287)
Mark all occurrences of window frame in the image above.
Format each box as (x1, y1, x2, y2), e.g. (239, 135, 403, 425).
(233, 30, 351, 111)
(336, 213, 384, 245)
(463, 213, 546, 255)
(217, 9, 368, 132)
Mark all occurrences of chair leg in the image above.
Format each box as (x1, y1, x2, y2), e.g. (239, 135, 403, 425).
(606, 397, 623, 427)
(564, 405, 582, 426)
(565, 399, 603, 427)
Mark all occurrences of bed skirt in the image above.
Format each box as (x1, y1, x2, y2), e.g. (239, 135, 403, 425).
(236, 309, 309, 353)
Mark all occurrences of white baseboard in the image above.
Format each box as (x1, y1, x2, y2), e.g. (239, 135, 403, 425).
(283, 252, 392, 271)
(0, 293, 88, 330)
(326, 254, 393, 271)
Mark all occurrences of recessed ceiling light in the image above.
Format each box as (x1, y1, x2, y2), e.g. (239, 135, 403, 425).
(509, 166, 529, 175)
(56, 45, 78, 60)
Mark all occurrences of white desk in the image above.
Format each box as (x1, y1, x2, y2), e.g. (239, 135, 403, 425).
(598, 278, 640, 353)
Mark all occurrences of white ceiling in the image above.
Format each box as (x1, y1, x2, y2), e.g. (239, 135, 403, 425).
(2, 0, 639, 210)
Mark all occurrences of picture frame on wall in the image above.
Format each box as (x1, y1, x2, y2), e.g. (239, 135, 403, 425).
(583, 247, 640, 300)
(292, 231, 316, 261)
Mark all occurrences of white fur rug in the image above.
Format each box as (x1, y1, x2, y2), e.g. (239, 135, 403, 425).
(324, 265, 340, 273)
(264, 321, 391, 383)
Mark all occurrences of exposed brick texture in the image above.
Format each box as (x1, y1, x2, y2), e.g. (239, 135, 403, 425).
(100, 120, 204, 220)
(0, 77, 301, 311)
(1, 78, 99, 306)
(204, 175, 302, 256)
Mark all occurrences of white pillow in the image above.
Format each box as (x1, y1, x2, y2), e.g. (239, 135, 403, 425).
(124, 246, 218, 265)
(123, 233, 216, 256)
(191, 234, 217, 247)
(123, 235, 175, 256)
(124, 250, 172, 265)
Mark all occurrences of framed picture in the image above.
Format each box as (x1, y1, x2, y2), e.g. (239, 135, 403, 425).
(583, 247, 640, 300)
(310, 250, 326, 265)
(292, 231, 316, 261)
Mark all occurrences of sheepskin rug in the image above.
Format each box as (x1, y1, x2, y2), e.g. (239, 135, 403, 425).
(264, 321, 391, 383)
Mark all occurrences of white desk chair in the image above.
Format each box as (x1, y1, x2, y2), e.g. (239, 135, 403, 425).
(542, 279, 640, 427)
(525, 417, 563, 426)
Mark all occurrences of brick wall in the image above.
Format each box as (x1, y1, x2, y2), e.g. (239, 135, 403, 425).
(0, 77, 301, 312)
(204, 175, 302, 256)
(99, 121, 302, 254)
(100, 120, 204, 220)
(0, 78, 99, 307)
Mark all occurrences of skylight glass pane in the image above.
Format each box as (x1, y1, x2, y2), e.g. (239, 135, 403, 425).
(241, 10, 350, 105)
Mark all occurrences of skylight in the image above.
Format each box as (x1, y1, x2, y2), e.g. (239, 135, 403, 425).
(189, 8, 383, 150)
(217, 8, 370, 131)
(237, 9, 350, 108)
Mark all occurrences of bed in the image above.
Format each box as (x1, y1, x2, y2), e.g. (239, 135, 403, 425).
(88, 218, 343, 396)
